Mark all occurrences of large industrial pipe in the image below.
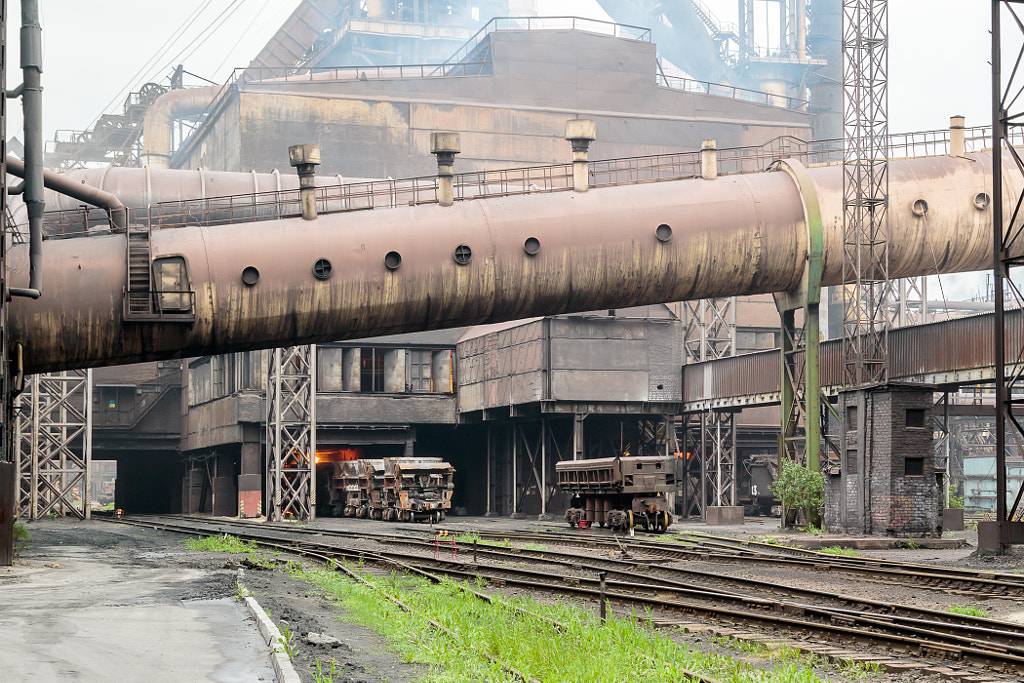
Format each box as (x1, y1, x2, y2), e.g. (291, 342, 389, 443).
(140, 85, 223, 169)
(6, 152, 1018, 374)
(10, 0, 44, 300)
(7, 166, 376, 236)
(6, 156, 127, 230)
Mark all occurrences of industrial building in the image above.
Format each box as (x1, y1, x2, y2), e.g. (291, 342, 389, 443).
(8, 0, 1018, 550)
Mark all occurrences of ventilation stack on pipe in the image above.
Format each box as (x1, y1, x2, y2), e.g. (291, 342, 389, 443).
(950, 116, 966, 157)
(701, 140, 718, 180)
(289, 144, 321, 221)
(430, 132, 460, 207)
(565, 119, 596, 192)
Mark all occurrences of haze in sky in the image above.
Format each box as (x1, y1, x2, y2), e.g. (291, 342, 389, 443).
(3, 1, 1004, 299)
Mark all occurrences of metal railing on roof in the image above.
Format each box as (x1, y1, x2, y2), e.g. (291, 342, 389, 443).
(234, 61, 491, 86)
(39, 125, 1011, 239)
(656, 73, 808, 110)
(439, 16, 652, 68)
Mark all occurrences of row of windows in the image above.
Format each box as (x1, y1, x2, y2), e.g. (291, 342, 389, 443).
(188, 347, 456, 405)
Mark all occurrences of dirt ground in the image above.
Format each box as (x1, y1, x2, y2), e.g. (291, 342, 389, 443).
(6, 516, 1022, 682)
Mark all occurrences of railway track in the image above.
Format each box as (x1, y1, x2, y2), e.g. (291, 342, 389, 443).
(466, 527, 1024, 598)
(106, 515, 1024, 677)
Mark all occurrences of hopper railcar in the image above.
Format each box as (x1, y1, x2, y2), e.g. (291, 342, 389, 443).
(557, 456, 680, 532)
(324, 457, 455, 522)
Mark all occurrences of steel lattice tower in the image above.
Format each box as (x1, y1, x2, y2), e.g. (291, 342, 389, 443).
(266, 345, 316, 522)
(841, 0, 890, 386)
(14, 370, 92, 519)
(682, 297, 737, 513)
(991, 0, 1024, 553)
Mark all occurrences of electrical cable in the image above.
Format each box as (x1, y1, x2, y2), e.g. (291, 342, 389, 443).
(86, 0, 217, 130)
(153, 0, 247, 80)
(210, 0, 276, 79)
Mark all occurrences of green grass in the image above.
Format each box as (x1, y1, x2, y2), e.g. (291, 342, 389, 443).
(817, 546, 861, 557)
(947, 604, 989, 618)
(519, 542, 547, 552)
(13, 522, 30, 542)
(454, 533, 512, 548)
(290, 563, 834, 683)
(184, 533, 257, 553)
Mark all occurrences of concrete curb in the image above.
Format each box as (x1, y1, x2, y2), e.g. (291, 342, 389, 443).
(237, 576, 302, 683)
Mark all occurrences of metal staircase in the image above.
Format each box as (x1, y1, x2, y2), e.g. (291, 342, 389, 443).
(124, 229, 155, 319)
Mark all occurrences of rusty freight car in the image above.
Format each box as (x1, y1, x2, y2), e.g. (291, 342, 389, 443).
(325, 457, 454, 522)
(557, 456, 680, 532)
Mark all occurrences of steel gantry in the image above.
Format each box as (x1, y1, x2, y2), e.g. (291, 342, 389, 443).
(14, 370, 92, 519)
(841, 0, 890, 387)
(990, 0, 1024, 552)
(266, 345, 316, 522)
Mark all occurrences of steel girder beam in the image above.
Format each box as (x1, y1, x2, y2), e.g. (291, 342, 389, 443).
(13, 370, 92, 519)
(266, 345, 316, 522)
(841, 0, 891, 387)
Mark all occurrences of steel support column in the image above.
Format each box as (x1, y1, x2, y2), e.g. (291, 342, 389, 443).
(266, 346, 316, 522)
(773, 158, 826, 471)
(13, 370, 92, 519)
(841, 0, 890, 387)
(991, 0, 1024, 552)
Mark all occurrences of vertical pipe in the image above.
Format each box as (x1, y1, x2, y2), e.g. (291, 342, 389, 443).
(797, 0, 807, 60)
(598, 571, 607, 623)
(273, 347, 283, 522)
(992, 0, 1010, 552)
(485, 425, 492, 515)
(511, 424, 517, 515)
(11, 0, 43, 299)
(541, 418, 547, 517)
(30, 376, 38, 519)
(84, 370, 93, 520)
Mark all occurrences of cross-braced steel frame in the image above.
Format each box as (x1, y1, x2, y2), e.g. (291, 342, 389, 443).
(14, 370, 92, 519)
(683, 298, 738, 513)
(991, 0, 1024, 551)
(266, 345, 316, 522)
(841, 0, 890, 387)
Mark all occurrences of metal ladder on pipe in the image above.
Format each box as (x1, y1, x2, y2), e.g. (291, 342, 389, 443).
(124, 228, 154, 320)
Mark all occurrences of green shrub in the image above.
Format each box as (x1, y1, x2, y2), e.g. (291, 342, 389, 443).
(771, 460, 824, 528)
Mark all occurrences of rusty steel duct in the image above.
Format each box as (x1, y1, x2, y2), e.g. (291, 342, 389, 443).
(6, 152, 1018, 374)
(140, 85, 223, 169)
(6, 156, 127, 231)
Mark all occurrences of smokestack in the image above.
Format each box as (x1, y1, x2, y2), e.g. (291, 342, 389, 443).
(701, 140, 718, 180)
(565, 119, 596, 193)
(289, 144, 321, 220)
(430, 132, 461, 207)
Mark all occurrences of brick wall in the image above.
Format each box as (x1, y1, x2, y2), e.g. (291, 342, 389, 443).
(830, 385, 939, 536)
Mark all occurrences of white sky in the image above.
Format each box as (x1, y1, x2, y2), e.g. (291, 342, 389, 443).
(2, 1, 1003, 298)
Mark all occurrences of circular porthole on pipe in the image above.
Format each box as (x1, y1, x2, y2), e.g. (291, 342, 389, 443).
(523, 237, 541, 256)
(911, 199, 929, 217)
(384, 251, 402, 270)
(241, 266, 260, 286)
(453, 244, 473, 265)
(313, 258, 332, 280)
(974, 192, 991, 210)
(655, 224, 673, 242)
